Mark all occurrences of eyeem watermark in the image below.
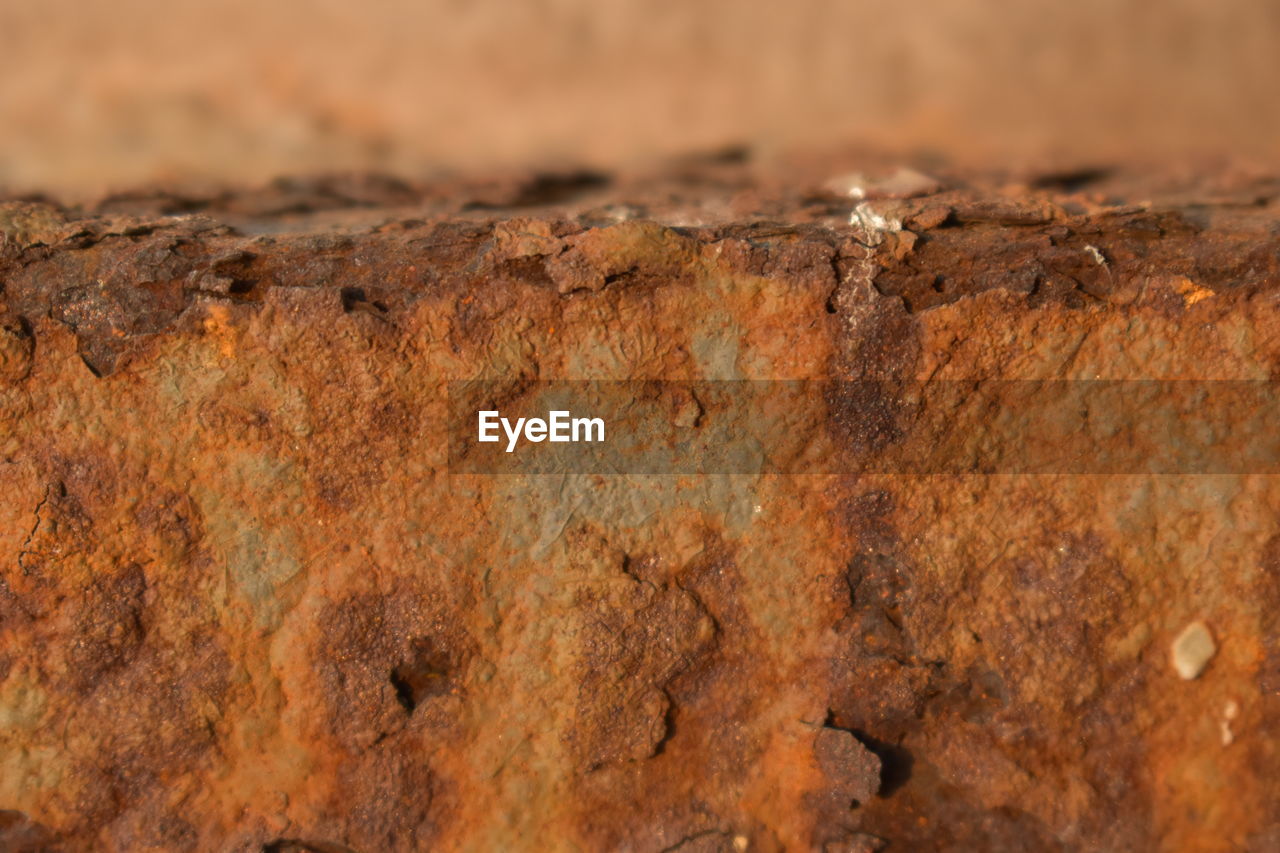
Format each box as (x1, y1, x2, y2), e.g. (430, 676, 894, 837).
(477, 410, 605, 453)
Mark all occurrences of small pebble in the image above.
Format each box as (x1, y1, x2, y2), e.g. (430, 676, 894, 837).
(1170, 620, 1216, 680)
(823, 166, 943, 200)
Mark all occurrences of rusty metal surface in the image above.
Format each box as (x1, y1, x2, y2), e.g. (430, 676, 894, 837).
(1, 161, 1279, 850)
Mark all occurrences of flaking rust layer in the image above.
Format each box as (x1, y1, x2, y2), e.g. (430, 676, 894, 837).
(1, 160, 1279, 851)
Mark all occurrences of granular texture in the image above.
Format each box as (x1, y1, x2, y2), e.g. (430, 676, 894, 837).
(1, 159, 1278, 851)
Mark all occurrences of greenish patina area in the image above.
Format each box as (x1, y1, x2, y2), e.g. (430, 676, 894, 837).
(194, 458, 305, 632)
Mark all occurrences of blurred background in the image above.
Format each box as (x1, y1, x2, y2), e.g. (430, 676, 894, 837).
(1, 0, 1277, 197)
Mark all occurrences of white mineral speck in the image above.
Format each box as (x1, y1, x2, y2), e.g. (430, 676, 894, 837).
(849, 201, 901, 235)
(1220, 699, 1240, 746)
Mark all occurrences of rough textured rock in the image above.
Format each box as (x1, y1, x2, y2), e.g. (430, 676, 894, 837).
(1, 158, 1279, 851)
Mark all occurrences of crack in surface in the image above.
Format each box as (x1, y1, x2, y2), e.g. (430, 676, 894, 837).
(16, 483, 52, 575)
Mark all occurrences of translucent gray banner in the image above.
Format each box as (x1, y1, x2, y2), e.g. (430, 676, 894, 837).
(447, 380, 1280, 474)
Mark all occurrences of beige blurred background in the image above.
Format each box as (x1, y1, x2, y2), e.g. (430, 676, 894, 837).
(1, 0, 1278, 197)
